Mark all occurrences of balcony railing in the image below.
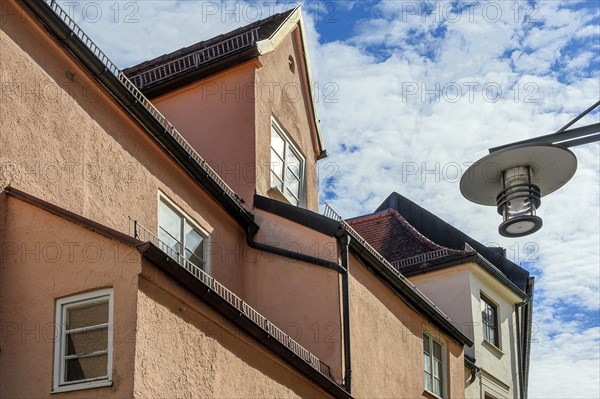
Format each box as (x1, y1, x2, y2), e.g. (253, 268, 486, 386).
(129, 218, 335, 381)
(322, 204, 453, 322)
(38, 0, 243, 207)
(128, 28, 260, 89)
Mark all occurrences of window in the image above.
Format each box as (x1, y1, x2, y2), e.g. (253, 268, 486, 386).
(270, 119, 304, 206)
(423, 332, 445, 397)
(159, 196, 208, 270)
(53, 289, 113, 392)
(481, 294, 499, 347)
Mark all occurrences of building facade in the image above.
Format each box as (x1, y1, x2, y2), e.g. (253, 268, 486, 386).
(348, 193, 534, 398)
(1, 1, 474, 398)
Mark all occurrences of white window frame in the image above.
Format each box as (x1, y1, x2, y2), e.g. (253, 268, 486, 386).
(270, 117, 305, 206)
(481, 293, 501, 348)
(53, 289, 113, 393)
(158, 193, 211, 274)
(423, 330, 447, 398)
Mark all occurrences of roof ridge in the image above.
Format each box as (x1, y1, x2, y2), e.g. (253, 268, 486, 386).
(123, 7, 297, 75)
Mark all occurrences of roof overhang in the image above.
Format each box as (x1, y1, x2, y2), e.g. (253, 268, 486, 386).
(256, 6, 326, 159)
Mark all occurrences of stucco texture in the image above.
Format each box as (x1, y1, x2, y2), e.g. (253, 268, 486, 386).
(133, 261, 329, 399)
(348, 256, 465, 398)
(255, 29, 321, 211)
(0, 0, 248, 295)
(0, 196, 140, 398)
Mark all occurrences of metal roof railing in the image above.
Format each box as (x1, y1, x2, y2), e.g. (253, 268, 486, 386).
(392, 249, 451, 269)
(39, 0, 243, 207)
(322, 204, 453, 323)
(129, 218, 335, 382)
(129, 28, 260, 89)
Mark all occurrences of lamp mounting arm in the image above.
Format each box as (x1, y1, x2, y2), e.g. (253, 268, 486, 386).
(489, 100, 600, 153)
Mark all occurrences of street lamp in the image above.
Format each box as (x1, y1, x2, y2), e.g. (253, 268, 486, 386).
(460, 101, 600, 238)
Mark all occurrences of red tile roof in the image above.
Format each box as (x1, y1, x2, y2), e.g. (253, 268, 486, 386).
(347, 209, 472, 272)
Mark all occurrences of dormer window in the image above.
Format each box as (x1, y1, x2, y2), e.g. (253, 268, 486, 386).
(270, 119, 304, 206)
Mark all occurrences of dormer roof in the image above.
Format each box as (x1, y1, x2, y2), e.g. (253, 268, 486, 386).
(123, 6, 325, 157)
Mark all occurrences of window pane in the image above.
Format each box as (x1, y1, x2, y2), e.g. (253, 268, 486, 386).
(271, 129, 285, 157)
(65, 354, 108, 382)
(434, 359, 443, 379)
(424, 334, 430, 353)
(424, 372, 432, 391)
(285, 178, 300, 200)
(159, 201, 181, 241)
(184, 222, 203, 253)
(184, 221, 204, 267)
(66, 302, 108, 330)
(270, 171, 283, 191)
(424, 353, 431, 373)
(66, 328, 108, 356)
(434, 377, 442, 395)
(433, 341, 442, 360)
(271, 149, 284, 179)
(159, 227, 181, 257)
(285, 149, 301, 179)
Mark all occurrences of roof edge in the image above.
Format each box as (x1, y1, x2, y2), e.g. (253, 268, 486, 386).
(348, 238, 473, 347)
(139, 242, 351, 398)
(18, 0, 258, 233)
(3, 187, 142, 247)
(256, 5, 325, 157)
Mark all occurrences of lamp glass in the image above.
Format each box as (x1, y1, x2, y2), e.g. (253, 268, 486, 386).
(497, 165, 543, 237)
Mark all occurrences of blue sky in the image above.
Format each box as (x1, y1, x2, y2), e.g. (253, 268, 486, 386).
(61, 1, 599, 396)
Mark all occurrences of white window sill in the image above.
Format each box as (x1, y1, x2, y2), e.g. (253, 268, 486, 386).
(52, 379, 112, 393)
(482, 339, 505, 357)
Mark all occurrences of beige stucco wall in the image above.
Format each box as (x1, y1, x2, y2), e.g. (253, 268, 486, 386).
(348, 256, 465, 398)
(255, 29, 320, 211)
(151, 63, 258, 206)
(150, 27, 321, 212)
(408, 263, 523, 398)
(133, 260, 330, 398)
(467, 267, 520, 399)
(0, 196, 140, 398)
(0, 2, 341, 394)
(245, 209, 342, 380)
(0, 0, 249, 294)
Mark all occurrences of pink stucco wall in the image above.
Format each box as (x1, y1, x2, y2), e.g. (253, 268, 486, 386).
(151, 63, 258, 206)
(0, 196, 140, 398)
(254, 29, 321, 211)
(133, 260, 330, 398)
(348, 255, 465, 398)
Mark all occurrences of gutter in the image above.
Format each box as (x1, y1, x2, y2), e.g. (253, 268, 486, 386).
(522, 277, 535, 398)
(336, 231, 352, 393)
(132, 47, 261, 99)
(253, 197, 472, 347)
(245, 226, 345, 274)
(464, 354, 480, 386)
(515, 301, 525, 399)
(19, 0, 258, 233)
(138, 242, 351, 399)
(348, 238, 473, 347)
(251, 196, 352, 391)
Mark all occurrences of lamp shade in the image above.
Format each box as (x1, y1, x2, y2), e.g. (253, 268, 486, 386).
(460, 144, 577, 237)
